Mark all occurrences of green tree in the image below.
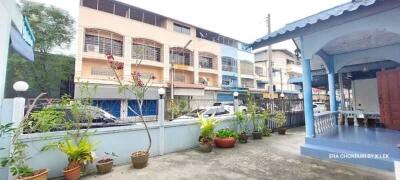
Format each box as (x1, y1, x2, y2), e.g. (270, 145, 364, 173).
(21, 0, 74, 53)
(5, 1, 75, 98)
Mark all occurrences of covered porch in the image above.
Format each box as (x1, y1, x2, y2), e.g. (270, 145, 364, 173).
(252, 0, 400, 171)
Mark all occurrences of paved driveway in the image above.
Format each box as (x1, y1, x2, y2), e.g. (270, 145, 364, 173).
(83, 127, 394, 180)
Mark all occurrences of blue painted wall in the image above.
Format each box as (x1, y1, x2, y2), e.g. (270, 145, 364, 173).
(128, 100, 158, 116)
(92, 100, 121, 118)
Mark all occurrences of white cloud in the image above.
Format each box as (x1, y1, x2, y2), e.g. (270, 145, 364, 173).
(25, 0, 349, 55)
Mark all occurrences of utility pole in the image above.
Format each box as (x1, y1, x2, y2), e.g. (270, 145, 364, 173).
(266, 14, 274, 99)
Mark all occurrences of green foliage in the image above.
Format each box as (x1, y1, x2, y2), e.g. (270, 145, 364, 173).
(198, 113, 217, 141)
(245, 93, 259, 132)
(5, 52, 74, 99)
(42, 134, 95, 166)
(216, 129, 238, 138)
(27, 107, 65, 133)
(167, 100, 187, 119)
(234, 110, 248, 133)
(274, 111, 287, 128)
(21, 0, 74, 53)
(1, 140, 33, 177)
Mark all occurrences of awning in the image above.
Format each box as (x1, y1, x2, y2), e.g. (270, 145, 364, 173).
(251, 0, 381, 49)
(10, 26, 34, 61)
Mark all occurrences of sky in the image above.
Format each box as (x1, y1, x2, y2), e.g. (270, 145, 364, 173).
(25, 0, 349, 56)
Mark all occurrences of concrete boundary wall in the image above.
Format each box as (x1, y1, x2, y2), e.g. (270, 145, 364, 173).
(19, 116, 236, 178)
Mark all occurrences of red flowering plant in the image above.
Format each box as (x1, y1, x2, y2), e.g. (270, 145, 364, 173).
(106, 51, 155, 167)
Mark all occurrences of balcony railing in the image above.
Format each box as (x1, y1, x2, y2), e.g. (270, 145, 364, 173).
(132, 44, 161, 62)
(84, 29, 124, 57)
(170, 48, 193, 66)
(222, 65, 237, 72)
(314, 111, 338, 135)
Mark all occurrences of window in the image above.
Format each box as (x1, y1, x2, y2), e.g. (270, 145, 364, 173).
(256, 67, 264, 76)
(240, 61, 254, 75)
(114, 2, 130, 17)
(286, 59, 295, 65)
(222, 57, 237, 72)
(84, 29, 124, 57)
(82, 0, 97, 9)
(132, 44, 161, 62)
(170, 48, 193, 66)
(173, 23, 190, 35)
(199, 56, 213, 69)
(98, 0, 114, 14)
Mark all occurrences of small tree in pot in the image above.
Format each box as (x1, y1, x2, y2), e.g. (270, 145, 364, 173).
(246, 93, 262, 139)
(107, 51, 153, 169)
(261, 110, 272, 136)
(198, 113, 217, 152)
(234, 111, 248, 143)
(274, 111, 287, 135)
(0, 93, 61, 180)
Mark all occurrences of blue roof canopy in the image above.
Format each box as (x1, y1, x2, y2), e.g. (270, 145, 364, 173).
(251, 0, 381, 49)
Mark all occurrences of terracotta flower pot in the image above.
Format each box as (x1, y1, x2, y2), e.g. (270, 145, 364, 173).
(214, 137, 236, 148)
(96, 159, 113, 174)
(63, 165, 81, 180)
(17, 169, 48, 180)
(131, 151, 149, 169)
(238, 132, 248, 143)
(277, 128, 287, 135)
(252, 131, 262, 139)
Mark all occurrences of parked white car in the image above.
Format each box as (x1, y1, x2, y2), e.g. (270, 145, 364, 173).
(176, 106, 231, 120)
(213, 102, 247, 114)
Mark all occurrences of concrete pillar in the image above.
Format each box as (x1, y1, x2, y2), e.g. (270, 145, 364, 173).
(0, 97, 26, 180)
(158, 95, 165, 155)
(163, 45, 170, 82)
(217, 56, 222, 88)
(75, 27, 84, 79)
(0, 7, 11, 104)
(327, 59, 337, 125)
(193, 50, 199, 84)
(302, 58, 315, 138)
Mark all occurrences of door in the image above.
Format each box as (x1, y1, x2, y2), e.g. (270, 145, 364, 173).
(377, 69, 400, 130)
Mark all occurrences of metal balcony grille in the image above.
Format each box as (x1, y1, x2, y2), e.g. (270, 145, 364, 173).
(132, 43, 161, 62)
(84, 29, 123, 57)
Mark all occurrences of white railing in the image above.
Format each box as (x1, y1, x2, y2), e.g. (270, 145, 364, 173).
(314, 111, 337, 135)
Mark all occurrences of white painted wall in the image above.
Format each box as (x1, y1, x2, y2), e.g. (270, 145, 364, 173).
(353, 78, 380, 112)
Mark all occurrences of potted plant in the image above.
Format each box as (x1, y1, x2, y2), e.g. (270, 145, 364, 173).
(43, 134, 95, 180)
(214, 129, 237, 148)
(246, 93, 262, 139)
(107, 52, 152, 169)
(0, 93, 54, 180)
(274, 111, 287, 135)
(234, 111, 248, 143)
(198, 113, 217, 152)
(96, 152, 118, 174)
(261, 110, 272, 136)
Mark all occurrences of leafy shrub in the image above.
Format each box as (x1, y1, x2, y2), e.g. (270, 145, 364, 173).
(216, 129, 238, 138)
(199, 113, 217, 142)
(274, 111, 286, 128)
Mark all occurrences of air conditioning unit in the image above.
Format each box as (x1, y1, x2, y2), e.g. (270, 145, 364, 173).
(86, 44, 99, 53)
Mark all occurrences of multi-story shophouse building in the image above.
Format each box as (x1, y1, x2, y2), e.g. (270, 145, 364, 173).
(75, 0, 258, 118)
(254, 49, 303, 99)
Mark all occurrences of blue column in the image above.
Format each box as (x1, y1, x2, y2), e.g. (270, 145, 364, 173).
(327, 60, 337, 125)
(302, 58, 315, 138)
